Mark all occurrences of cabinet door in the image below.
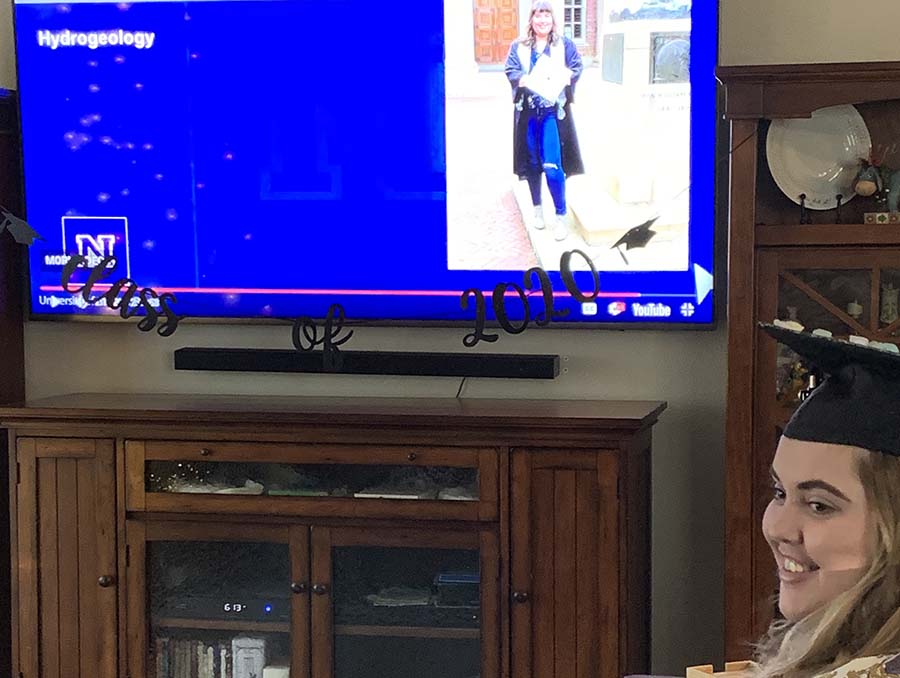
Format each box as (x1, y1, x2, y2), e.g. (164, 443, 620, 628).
(15, 438, 117, 678)
(510, 450, 620, 678)
(310, 526, 499, 678)
(753, 247, 900, 638)
(126, 521, 309, 678)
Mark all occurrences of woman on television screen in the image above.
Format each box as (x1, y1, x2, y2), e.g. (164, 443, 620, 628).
(740, 324, 900, 678)
(504, 0, 584, 243)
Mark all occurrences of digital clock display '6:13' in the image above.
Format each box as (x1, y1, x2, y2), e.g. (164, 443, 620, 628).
(223, 602, 275, 614)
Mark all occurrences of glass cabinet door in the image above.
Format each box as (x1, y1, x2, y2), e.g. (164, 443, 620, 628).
(127, 441, 497, 522)
(766, 256, 900, 410)
(310, 528, 498, 678)
(880, 268, 900, 338)
(127, 522, 309, 678)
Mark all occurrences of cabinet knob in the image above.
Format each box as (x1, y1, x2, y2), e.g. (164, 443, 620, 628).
(407, 452, 418, 462)
(311, 583, 329, 595)
(98, 575, 115, 588)
(290, 582, 308, 595)
(512, 591, 529, 604)
(199, 448, 212, 457)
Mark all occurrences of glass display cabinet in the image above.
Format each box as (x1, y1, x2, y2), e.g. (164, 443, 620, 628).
(718, 62, 900, 657)
(127, 522, 496, 678)
(126, 441, 497, 522)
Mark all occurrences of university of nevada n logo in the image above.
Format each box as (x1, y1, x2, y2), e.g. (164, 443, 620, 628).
(61, 215, 131, 277)
(75, 233, 116, 268)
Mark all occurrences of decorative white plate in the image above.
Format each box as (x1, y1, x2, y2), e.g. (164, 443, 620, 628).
(766, 104, 872, 210)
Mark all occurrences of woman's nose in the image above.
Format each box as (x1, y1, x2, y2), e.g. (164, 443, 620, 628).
(764, 503, 803, 544)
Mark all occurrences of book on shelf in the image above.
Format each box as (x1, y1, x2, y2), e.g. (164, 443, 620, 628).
(152, 638, 232, 678)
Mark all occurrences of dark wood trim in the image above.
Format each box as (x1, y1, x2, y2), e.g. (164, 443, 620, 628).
(717, 62, 900, 119)
(755, 223, 900, 247)
(15, 438, 38, 678)
(326, 525, 479, 549)
(93, 441, 118, 678)
(724, 119, 759, 660)
(143, 520, 291, 543)
(125, 521, 146, 678)
(333, 625, 479, 639)
(480, 529, 501, 678)
(115, 439, 128, 678)
(141, 494, 487, 522)
(718, 61, 900, 82)
(599, 449, 621, 678)
(310, 526, 333, 678)
(621, 431, 649, 674)
(7, 430, 18, 678)
(498, 446, 510, 678)
(140, 440, 484, 466)
(0, 394, 666, 435)
(753, 253, 784, 640)
(290, 525, 311, 678)
(153, 617, 291, 633)
(509, 450, 532, 678)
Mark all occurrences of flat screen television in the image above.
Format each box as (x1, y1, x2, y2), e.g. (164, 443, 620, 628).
(13, 0, 717, 327)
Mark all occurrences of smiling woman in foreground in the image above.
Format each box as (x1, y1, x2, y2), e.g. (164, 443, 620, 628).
(749, 325, 900, 678)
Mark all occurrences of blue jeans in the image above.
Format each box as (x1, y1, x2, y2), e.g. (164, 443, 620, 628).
(525, 110, 566, 216)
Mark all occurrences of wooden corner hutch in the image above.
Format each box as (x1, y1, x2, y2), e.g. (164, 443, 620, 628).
(718, 61, 900, 658)
(0, 88, 25, 678)
(1, 394, 664, 678)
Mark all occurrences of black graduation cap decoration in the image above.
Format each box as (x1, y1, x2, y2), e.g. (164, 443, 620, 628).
(761, 322, 900, 456)
(0, 208, 42, 245)
(610, 216, 658, 265)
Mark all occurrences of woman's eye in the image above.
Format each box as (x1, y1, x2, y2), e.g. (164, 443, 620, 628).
(808, 502, 834, 515)
(772, 486, 785, 501)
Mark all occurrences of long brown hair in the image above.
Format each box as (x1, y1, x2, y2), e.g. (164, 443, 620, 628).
(751, 448, 900, 677)
(523, 0, 561, 47)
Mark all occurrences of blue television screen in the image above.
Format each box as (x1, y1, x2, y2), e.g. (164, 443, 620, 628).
(14, 0, 716, 326)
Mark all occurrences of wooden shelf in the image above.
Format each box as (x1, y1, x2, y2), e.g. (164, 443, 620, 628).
(756, 223, 900, 247)
(334, 624, 479, 639)
(153, 617, 290, 633)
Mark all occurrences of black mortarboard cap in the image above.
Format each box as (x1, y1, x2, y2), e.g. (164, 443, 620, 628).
(0, 208, 42, 245)
(610, 216, 659, 251)
(761, 323, 900, 456)
(610, 217, 659, 265)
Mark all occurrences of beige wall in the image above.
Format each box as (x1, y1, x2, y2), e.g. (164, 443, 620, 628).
(720, 0, 900, 66)
(5, 1, 732, 673)
(0, 0, 14, 89)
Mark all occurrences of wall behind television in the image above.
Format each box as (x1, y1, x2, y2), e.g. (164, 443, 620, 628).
(11, 0, 893, 672)
(719, 0, 900, 65)
(0, 1, 13, 88)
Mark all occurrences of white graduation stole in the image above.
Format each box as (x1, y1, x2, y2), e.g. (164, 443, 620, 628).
(517, 38, 565, 77)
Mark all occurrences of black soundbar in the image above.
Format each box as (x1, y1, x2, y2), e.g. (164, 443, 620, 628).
(174, 348, 559, 379)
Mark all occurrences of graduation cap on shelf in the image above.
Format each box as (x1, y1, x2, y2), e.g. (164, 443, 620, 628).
(610, 216, 658, 265)
(0, 207, 42, 245)
(761, 322, 900, 456)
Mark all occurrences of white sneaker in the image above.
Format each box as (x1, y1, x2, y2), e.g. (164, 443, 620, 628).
(552, 216, 568, 241)
(533, 206, 545, 230)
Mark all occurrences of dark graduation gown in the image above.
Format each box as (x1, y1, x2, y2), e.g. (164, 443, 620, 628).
(505, 35, 585, 180)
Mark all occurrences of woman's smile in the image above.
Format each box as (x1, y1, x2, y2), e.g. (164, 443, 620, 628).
(531, 11, 552, 37)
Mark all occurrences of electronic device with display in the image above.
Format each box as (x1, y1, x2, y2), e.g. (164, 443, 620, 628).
(13, 0, 716, 328)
